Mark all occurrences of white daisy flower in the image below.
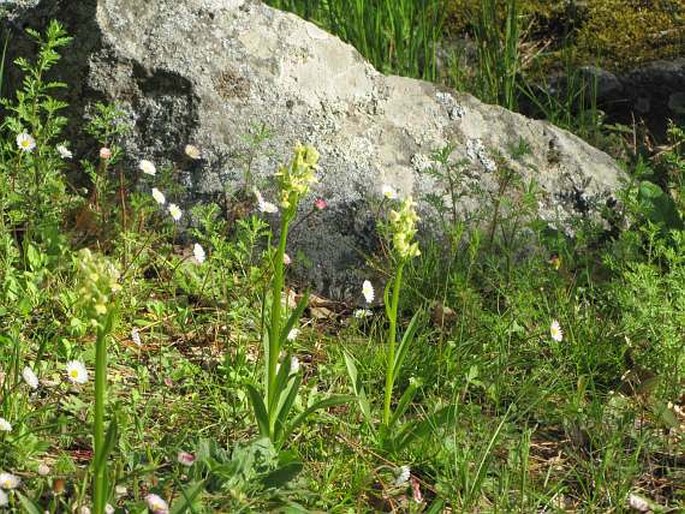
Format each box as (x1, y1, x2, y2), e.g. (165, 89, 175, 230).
(550, 320, 563, 342)
(0, 418, 11, 432)
(193, 243, 206, 264)
(139, 159, 156, 176)
(131, 328, 142, 346)
(56, 144, 73, 159)
(184, 144, 201, 160)
(66, 360, 89, 384)
(16, 131, 36, 152)
(254, 189, 278, 214)
(0, 472, 20, 489)
(22, 366, 39, 390)
(394, 465, 411, 486)
(290, 356, 300, 373)
(362, 280, 375, 303)
(381, 184, 398, 200)
(145, 493, 169, 514)
(627, 493, 650, 512)
(287, 328, 300, 341)
(167, 203, 182, 222)
(151, 187, 166, 205)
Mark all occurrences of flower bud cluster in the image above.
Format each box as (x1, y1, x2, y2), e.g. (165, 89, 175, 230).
(276, 144, 319, 210)
(389, 196, 421, 260)
(76, 248, 121, 323)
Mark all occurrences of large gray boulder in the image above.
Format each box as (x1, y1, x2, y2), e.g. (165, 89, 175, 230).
(1, 0, 626, 298)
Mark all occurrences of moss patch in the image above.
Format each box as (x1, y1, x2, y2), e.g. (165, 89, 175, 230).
(444, 0, 684, 71)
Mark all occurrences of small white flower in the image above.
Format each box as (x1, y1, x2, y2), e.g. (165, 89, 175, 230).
(16, 131, 36, 152)
(0, 489, 7, 506)
(290, 356, 300, 373)
(131, 328, 142, 346)
(66, 360, 89, 384)
(105, 505, 115, 514)
(139, 159, 156, 176)
(353, 308, 372, 318)
(381, 184, 398, 200)
(151, 187, 166, 205)
(22, 366, 39, 389)
(145, 493, 169, 514)
(193, 243, 206, 264)
(254, 189, 279, 214)
(177, 451, 196, 466)
(37, 463, 50, 476)
(287, 328, 300, 341)
(79, 507, 91, 514)
(362, 280, 375, 303)
(114, 485, 127, 497)
(0, 418, 11, 432)
(394, 465, 411, 486)
(550, 320, 563, 342)
(0, 472, 20, 489)
(167, 203, 182, 222)
(627, 493, 651, 512)
(283, 253, 291, 265)
(56, 144, 73, 159)
(184, 144, 201, 160)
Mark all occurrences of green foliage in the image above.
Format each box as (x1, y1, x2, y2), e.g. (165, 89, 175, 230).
(0, 16, 684, 514)
(0, 20, 72, 237)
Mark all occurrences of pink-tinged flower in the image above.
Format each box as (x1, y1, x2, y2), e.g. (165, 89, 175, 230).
(314, 198, 328, 210)
(146, 493, 169, 514)
(283, 253, 291, 265)
(177, 451, 196, 466)
(411, 476, 424, 504)
(99, 147, 112, 160)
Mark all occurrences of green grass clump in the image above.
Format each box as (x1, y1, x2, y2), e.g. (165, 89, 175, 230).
(266, 0, 446, 81)
(0, 18, 683, 514)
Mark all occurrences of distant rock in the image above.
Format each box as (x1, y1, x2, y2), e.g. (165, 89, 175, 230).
(1, 0, 626, 299)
